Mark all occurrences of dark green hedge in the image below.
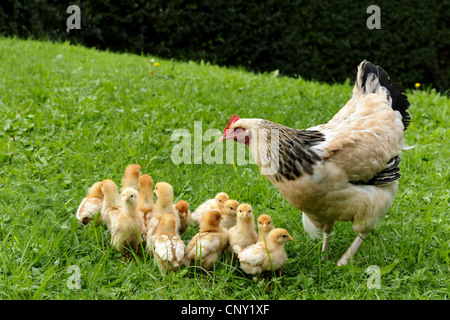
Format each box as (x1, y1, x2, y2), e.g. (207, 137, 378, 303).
(1, 0, 449, 91)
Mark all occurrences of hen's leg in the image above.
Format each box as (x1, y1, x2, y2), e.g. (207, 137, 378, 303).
(337, 233, 367, 266)
(321, 232, 330, 260)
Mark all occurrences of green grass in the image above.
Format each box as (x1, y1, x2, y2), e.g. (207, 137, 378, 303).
(0, 37, 448, 300)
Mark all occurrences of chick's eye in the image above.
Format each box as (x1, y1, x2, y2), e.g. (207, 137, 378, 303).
(282, 234, 287, 238)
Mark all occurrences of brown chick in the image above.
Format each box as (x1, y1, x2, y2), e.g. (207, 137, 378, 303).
(236, 228, 293, 277)
(146, 182, 180, 247)
(227, 203, 258, 256)
(220, 199, 239, 229)
(191, 192, 229, 225)
(110, 188, 144, 256)
(120, 164, 141, 192)
(174, 200, 191, 235)
(183, 210, 229, 270)
(76, 181, 103, 225)
(257, 214, 274, 243)
(152, 214, 186, 272)
(137, 174, 154, 237)
(100, 179, 122, 231)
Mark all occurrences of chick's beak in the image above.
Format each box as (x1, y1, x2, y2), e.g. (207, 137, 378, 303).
(287, 236, 294, 241)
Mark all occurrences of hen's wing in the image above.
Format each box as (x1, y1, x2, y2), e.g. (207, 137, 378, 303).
(310, 61, 409, 184)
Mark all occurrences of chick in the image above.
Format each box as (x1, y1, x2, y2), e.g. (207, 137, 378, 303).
(76, 181, 103, 225)
(100, 179, 122, 230)
(110, 188, 144, 255)
(257, 214, 274, 243)
(174, 200, 191, 235)
(152, 214, 186, 272)
(191, 192, 229, 225)
(236, 228, 293, 277)
(146, 182, 180, 246)
(220, 199, 239, 229)
(183, 210, 229, 271)
(137, 174, 154, 237)
(227, 203, 258, 256)
(120, 164, 141, 192)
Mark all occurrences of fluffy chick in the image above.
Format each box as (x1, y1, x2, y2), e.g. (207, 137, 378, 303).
(110, 188, 144, 254)
(152, 214, 186, 272)
(174, 200, 191, 235)
(236, 228, 293, 277)
(137, 174, 154, 236)
(120, 164, 141, 192)
(100, 179, 122, 230)
(220, 199, 239, 229)
(227, 203, 258, 256)
(184, 210, 229, 270)
(76, 181, 103, 225)
(146, 182, 180, 246)
(191, 192, 229, 225)
(257, 214, 274, 243)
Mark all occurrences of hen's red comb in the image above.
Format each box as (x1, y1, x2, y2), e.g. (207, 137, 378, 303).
(224, 115, 240, 133)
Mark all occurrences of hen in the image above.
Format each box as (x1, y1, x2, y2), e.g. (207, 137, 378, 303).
(220, 60, 411, 265)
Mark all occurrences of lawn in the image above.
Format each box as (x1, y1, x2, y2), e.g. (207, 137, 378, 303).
(0, 38, 448, 300)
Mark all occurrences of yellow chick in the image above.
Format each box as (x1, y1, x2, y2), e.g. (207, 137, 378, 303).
(236, 228, 293, 277)
(76, 181, 103, 225)
(174, 200, 191, 235)
(137, 174, 154, 237)
(110, 188, 144, 255)
(191, 192, 229, 225)
(120, 164, 141, 192)
(100, 179, 122, 230)
(152, 214, 186, 272)
(257, 214, 274, 243)
(183, 210, 229, 270)
(146, 182, 180, 247)
(220, 199, 239, 229)
(227, 203, 258, 256)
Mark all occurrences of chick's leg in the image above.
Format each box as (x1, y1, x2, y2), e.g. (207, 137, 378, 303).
(337, 233, 367, 266)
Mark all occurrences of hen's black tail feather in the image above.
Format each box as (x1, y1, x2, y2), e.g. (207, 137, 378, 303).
(356, 60, 411, 130)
